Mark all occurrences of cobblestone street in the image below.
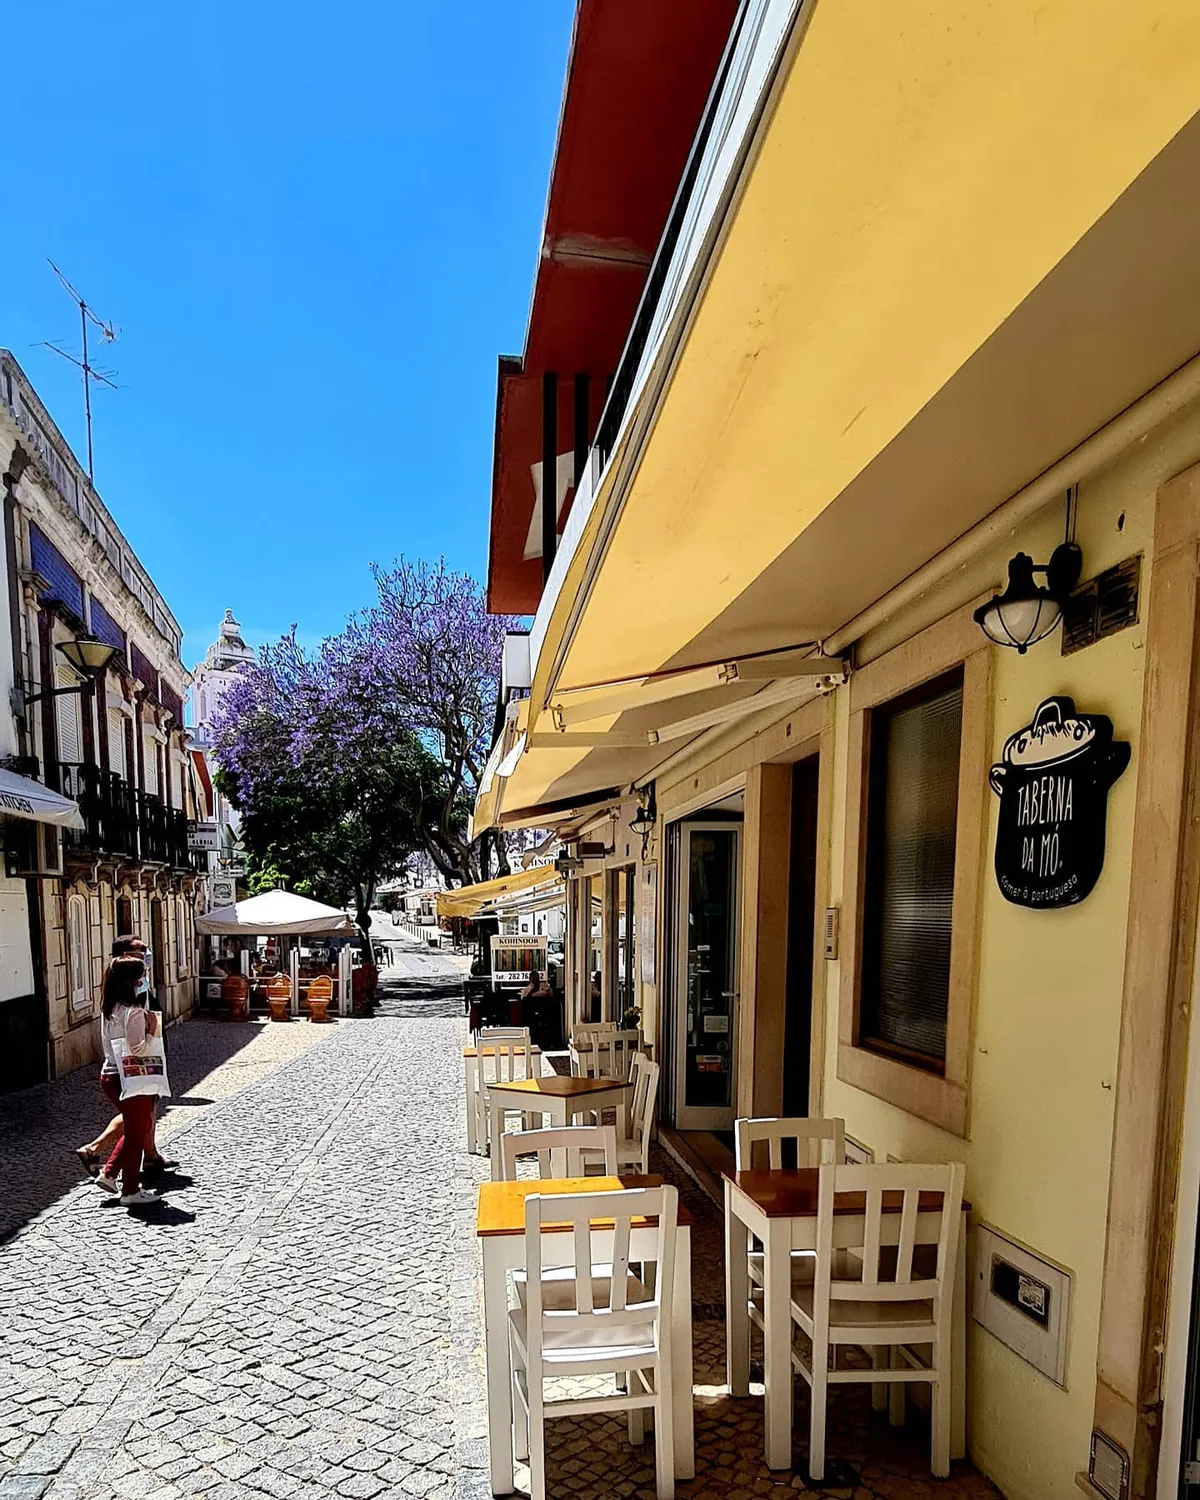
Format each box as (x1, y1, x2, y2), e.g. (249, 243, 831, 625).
(1, 940, 486, 1500)
(2, 939, 996, 1500)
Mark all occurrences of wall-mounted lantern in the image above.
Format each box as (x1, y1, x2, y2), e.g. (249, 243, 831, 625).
(974, 543, 1082, 655)
(629, 787, 657, 859)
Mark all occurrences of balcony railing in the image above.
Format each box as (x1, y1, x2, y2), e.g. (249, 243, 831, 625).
(59, 763, 197, 870)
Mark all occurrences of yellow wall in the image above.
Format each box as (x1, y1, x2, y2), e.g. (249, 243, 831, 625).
(813, 404, 1200, 1497)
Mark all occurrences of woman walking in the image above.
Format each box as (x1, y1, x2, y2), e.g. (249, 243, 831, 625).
(98, 955, 170, 1207)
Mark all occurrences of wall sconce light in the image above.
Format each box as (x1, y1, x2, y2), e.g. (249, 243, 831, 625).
(974, 542, 1082, 654)
(629, 788, 657, 858)
(19, 636, 119, 707)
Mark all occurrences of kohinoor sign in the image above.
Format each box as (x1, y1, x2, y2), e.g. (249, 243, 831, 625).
(988, 696, 1129, 909)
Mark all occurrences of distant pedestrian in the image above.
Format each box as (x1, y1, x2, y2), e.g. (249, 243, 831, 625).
(77, 935, 178, 1186)
(96, 956, 170, 1207)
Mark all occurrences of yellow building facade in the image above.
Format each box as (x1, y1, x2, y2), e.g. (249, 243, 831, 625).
(475, 3, 1200, 1493)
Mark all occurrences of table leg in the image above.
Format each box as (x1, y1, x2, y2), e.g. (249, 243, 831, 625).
(482, 1241, 515, 1495)
(490, 1096, 505, 1181)
(672, 1224, 695, 1479)
(724, 1183, 750, 1398)
(762, 1216, 793, 1470)
(952, 1211, 966, 1460)
(465, 1058, 478, 1155)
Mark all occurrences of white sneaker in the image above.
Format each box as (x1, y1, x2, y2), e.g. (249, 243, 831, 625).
(119, 1189, 162, 1206)
(96, 1175, 119, 1195)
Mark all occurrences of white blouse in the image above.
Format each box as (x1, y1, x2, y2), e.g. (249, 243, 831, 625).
(100, 1003, 153, 1074)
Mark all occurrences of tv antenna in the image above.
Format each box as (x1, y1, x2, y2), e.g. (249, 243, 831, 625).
(41, 260, 118, 484)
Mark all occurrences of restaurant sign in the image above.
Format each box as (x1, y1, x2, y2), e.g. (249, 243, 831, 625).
(988, 696, 1129, 909)
(188, 821, 221, 852)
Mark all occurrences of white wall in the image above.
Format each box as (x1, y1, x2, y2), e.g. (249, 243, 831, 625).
(0, 876, 34, 1000)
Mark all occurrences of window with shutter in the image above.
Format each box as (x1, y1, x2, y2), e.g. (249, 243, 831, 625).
(143, 735, 158, 795)
(108, 711, 127, 779)
(56, 669, 82, 766)
(67, 896, 90, 1012)
(860, 669, 964, 1067)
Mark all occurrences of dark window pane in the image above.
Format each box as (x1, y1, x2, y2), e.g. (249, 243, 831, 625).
(861, 671, 963, 1064)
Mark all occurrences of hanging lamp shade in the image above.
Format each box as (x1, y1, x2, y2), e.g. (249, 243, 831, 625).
(56, 636, 118, 679)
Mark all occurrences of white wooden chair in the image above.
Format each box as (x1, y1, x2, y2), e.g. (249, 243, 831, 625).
(734, 1117, 846, 1307)
(472, 1027, 536, 1152)
(790, 1160, 966, 1481)
(499, 1124, 619, 1182)
(508, 1185, 679, 1500)
(614, 1054, 660, 1174)
(571, 1024, 639, 1080)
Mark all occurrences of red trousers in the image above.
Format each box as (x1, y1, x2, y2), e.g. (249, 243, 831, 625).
(100, 1074, 155, 1195)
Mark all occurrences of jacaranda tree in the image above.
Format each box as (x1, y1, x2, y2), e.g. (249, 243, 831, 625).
(211, 628, 450, 933)
(338, 557, 520, 885)
(211, 557, 519, 915)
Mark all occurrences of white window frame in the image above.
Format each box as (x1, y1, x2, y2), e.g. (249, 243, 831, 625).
(67, 894, 91, 1014)
(175, 896, 188, 978)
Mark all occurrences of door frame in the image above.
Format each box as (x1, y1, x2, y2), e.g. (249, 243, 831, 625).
(670, 818, 743, 1132)
(1157, 887, 1200, 1493)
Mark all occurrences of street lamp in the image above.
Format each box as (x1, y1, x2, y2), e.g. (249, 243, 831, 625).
(973, 543, 1083, 655)
(20, 636, 119, 706)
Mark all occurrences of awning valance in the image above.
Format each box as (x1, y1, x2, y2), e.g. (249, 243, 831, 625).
(0, 768, 83, 830)
(437, 864, 562, 921)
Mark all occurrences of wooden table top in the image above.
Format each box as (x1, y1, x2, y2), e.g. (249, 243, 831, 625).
(724, 1168, 970, 1219)
(486, 1075, 631, 1098)
(463, 1045, 542, 1058)
(477, 1174, 695, 1237)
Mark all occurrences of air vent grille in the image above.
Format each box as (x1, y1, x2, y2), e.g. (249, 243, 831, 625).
(1062, 556, 1141, 656)
(1089, 1430, 1129, 1500)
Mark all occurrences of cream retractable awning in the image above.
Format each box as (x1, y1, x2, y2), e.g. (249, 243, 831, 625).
(436, 864, 561, 921)
(0, 768, 83, 830)
(476, 0, 1200, 832)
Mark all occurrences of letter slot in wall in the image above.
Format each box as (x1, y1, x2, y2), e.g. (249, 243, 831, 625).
(972, 1225, 1071, 1386)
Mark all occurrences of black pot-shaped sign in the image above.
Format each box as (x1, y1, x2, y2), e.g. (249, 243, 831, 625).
(988, 696, 1130, 909)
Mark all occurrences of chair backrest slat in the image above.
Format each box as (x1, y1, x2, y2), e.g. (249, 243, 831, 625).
(734, 1116, 846, 1171)
(814, 1161, 966, 1311)
(498, 1124, 619, 1182)
(523, 1186, 678, 1356)
(573, 1028, 641, 1080)
(628, 1055, 660, 1145)
(479, 1026, 533, 1084)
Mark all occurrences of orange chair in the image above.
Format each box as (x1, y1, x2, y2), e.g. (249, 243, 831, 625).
(266, 973, 291, 1022)
(306, 974, 334, 1023)
(221, 973, 250, 1022)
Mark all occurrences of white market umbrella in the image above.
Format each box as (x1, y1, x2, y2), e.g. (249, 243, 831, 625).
(195, 889, 357, 936)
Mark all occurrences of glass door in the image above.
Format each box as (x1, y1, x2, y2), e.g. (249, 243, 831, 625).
(672, 822, 741, 1131)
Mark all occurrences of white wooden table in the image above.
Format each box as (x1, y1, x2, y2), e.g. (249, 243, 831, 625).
(486, 1076, 632, 1179)
(463, 1045, 541, 1155)
(724, 1168, 968, 1470)
(477, 1174, 695, 1496)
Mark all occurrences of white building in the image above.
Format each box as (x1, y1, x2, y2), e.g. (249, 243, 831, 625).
(0, 350, 201, 1087)
(188, 610, 253, 891)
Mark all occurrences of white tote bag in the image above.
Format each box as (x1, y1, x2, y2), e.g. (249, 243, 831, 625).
(116, 1027, 171, 1099)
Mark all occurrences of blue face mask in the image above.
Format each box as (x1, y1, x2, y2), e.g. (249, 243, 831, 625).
(137, 948, 151, 993)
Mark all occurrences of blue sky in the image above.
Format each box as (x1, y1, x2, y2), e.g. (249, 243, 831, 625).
(1, 2, 572, 663)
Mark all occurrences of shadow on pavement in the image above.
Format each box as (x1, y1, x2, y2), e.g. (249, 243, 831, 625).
(0, 1018, 267, 1244)
(375, 971, 465, 1021)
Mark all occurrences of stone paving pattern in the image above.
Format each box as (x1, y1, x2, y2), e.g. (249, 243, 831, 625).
(1, 940, 1000, 1500)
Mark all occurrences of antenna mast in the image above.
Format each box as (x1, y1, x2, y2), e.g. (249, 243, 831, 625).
(41, 261, 118, 484)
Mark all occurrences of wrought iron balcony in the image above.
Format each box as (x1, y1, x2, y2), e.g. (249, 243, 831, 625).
(59, 763, 138, 859)
(59, 763, 196, 870)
